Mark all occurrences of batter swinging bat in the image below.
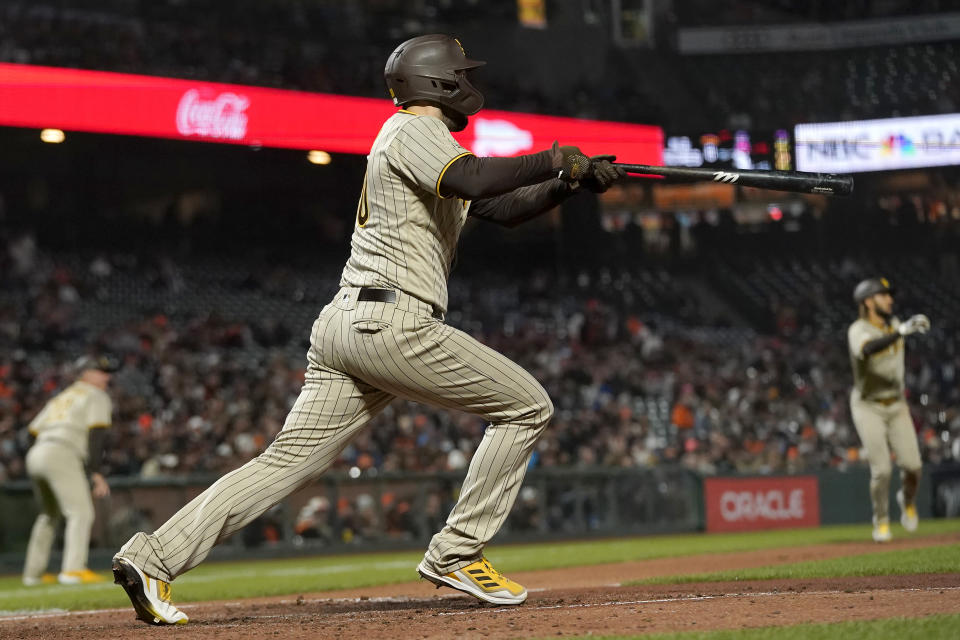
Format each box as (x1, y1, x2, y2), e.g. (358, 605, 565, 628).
(612, 164, 854, 196)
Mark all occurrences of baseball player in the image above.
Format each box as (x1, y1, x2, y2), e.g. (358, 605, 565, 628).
(22, 355, 118, 586)
(111, 33, 624, 625)
(848, 278, 929, 542)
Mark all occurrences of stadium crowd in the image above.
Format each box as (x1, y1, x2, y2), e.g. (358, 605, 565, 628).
(2, 211, 960, 487)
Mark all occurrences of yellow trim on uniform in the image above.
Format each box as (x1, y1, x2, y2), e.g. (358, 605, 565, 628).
(88, 423, 111, 429)
(436, 152, 474, 199)
(398, 109, 418, 115)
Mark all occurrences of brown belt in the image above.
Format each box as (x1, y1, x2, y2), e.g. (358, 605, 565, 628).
(871, 396, 901, 406)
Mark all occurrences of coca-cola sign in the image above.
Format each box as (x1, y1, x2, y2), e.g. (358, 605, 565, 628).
(176, 89, 249, 140)
(0, 63, 662, 160)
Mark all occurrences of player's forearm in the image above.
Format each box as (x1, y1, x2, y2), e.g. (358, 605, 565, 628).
(468, 180, 577, 228)
(440, 150, 558, 199)
(861, 333, 900, 357)
(86, 427, 107, 475)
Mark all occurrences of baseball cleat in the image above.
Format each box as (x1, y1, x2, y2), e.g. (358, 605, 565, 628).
(897, 490, 918, 532)
(872, 518, 892, 542)
(417, 557, 527, 605)
(22, 573, 57, 586)
(58, 568, 106, 584)
(112, 555, 188, 625)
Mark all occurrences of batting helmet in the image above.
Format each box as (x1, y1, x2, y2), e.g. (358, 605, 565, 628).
(853, 277, 893, 305)
(384, 34, 485, 117)
(74, 354, 121, 374)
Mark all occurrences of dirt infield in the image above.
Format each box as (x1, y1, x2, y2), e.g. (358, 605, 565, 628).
(3, 534, 959, 639)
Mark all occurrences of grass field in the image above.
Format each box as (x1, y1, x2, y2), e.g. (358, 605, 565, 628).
(0, 519, 957, 614)
(566, 613, 960, 640)
(634, 540, 960, 584)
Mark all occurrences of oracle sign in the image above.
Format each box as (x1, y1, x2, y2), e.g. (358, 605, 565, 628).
(0, 63, 662, 162)
(704, 476, 820, 532)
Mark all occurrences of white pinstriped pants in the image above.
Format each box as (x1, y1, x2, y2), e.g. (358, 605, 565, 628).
(120, 286, 554, 581)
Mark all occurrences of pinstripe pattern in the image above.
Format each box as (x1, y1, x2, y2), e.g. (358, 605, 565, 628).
(341, 111, 471, 313)
(120, 290, 552, 580)
(118, 112, 553, 584)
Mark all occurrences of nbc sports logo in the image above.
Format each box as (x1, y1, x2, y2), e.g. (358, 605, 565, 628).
(881, 134, 915, 156)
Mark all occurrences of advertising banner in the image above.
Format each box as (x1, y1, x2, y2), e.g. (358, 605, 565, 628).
(795, 113, 960, 173)
(704, 476, 820, 532)
(0, 63, 662, 162)
(678, 13, 960, 54)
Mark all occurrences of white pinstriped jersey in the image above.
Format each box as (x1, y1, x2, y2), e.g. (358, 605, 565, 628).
(28, 381, 112, 461)
(340, 110, 472, 312)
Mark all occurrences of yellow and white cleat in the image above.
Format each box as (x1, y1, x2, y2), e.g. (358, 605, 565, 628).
(872, 518, 892, 542)
(417, 556, 527, 605)
(112, 556, 188, 625)
(22, 573, 57, 586)
(58, 568, 106, 584)
(897, 490, 918, 533)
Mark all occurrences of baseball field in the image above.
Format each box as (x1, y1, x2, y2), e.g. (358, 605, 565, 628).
(1, 519, 958, 639)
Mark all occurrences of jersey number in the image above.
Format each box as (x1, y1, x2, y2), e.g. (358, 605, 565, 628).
(356, 173, 369, 227)
(48, 387, 80, 421)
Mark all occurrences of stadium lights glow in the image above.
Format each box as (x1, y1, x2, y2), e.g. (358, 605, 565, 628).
(307, 150, 332, 165)
(40, 128, 65, 143)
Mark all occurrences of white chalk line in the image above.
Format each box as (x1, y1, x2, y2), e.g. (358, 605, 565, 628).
(3, 585, 959, 624)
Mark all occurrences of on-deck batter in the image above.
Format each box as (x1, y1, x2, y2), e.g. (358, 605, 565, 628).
(112, 33, 625, 625)
(847, 277, 929, 542)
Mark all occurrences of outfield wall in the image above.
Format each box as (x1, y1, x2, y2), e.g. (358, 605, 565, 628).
(1, 464, 956, 571)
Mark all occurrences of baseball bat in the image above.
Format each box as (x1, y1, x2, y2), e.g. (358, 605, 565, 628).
(612, 164, 854, 196)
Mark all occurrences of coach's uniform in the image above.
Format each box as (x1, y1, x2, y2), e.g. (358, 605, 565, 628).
(848, 317, 922, 526)
(119, 110, 553, 585)
(23, 380, 111, 582)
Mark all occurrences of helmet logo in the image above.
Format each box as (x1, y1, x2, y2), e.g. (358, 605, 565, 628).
(880, 277, 889, 288)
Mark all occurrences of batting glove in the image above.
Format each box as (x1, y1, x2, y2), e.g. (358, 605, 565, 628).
(550, 142, 591, 182)
(581, 155, 626, 193)
(898, 314, 931, 336)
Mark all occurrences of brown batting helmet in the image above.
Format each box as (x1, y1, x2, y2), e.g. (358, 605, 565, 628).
(384, 34, 485, 117)
(853, 277, 893, 304)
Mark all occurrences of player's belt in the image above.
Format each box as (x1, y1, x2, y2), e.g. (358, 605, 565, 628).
(357, 288, 397, 303)
(355, 287, 443, 320)
(871, 396, 900, 406)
